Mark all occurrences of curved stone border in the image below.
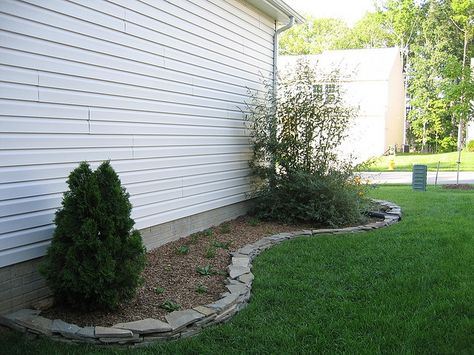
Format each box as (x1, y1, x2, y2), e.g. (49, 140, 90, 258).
(0, 200, 401, 347)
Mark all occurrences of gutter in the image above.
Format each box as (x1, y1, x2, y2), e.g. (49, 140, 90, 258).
(273, 16, 295, 95)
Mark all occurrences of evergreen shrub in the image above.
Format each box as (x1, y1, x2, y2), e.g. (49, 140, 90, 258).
(40, 161, 146, 311)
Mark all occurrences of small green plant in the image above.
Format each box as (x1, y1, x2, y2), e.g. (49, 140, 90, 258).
(467, 140, 474, 152)
(205, 246, 217, 259)
(248, 217, 261, 226)
(154, 286, 165, 295)
(176, 245, 190, 255)
(196, 265, 216, 276)
(160, 300, 180, 312)
(219, 223, 231, 234)
(195, 284, 208, 294)
(203, 229, 213, 237)
(212, 240, 231, 250)
(190, 232, 200, 244)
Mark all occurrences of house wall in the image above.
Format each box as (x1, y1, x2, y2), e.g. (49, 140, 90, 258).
(0, 0, 275, 311)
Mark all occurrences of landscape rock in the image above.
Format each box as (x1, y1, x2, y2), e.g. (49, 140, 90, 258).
(231, 256, 250, 268)
(51, 319, 81, 337)
(193, 306, 217, 317)
(228, 265, 251, 279)
(113, 318, 172, 334)
(76, 326, 95, 338)
(16, 315, 53, 336)
(95, 326, 133, 338)
(165, 310, 204, 331)
(238, 272, 254, 285)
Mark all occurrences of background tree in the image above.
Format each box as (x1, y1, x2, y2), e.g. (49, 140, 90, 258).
(279, 17, 350, 55)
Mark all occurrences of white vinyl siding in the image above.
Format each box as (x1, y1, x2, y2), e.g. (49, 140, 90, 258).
(0, 0, 275, 268)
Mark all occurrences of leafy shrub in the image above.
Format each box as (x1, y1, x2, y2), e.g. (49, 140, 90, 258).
(245, 59, 367, 226)
(466, 140, 474, 152)
(40, 161, 146, 311)
(253, 170, 367, 226)
(438, 136, 457, 153)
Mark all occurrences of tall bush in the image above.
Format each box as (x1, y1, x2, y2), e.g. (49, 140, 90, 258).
(40, 161, 146, 311)
(245, 59, 367, 226)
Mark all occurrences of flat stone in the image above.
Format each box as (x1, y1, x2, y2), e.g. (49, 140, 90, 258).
(253, 239, 273, 249)
(231, 256, 250, 268)
(238, 272, 254, 285)
(95, 326, 133, 338)
(76, 326, 95, 338)
(51, 319, 81, 337)
(0, 309, 41, 331)
(228, 265, 251, 279)
(195, 314, 217, 327)
(165, 309, 204, 331)
(312, 229, 335, 235)
(207, 293, 239, 311)
(214, 304, 238, 323)
(226, 283, 248, 295)
(99, 334, 141, 344)
(238, 245, 255, 255)
(193, 306, 217, 317)
(180, 327, 201, 339)
(113, 318, 172, 334)
(16, 315, 53, 336)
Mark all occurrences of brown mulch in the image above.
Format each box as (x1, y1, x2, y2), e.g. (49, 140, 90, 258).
(42, 215, 370, 327)
(42, 216, 315, 327)
(443, 184, 474, 190)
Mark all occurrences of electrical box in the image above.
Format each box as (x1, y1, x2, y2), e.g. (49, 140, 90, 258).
(412, 164, 427, 191)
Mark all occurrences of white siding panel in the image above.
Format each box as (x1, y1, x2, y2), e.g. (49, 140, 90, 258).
(0, 117, 90, 134)
(0, 0, 274, 267)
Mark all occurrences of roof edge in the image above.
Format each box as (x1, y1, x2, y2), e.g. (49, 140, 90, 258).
(245, 0, 305, 25)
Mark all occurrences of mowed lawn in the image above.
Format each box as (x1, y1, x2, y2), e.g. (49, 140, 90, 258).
(367, 151, 474, 172)
(1, 186, 473, 354)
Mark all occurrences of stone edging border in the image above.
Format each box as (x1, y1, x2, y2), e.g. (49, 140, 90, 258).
(0, 199, 401, 347)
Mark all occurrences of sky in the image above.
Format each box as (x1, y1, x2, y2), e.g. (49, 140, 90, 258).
(285, 0, 376, 26)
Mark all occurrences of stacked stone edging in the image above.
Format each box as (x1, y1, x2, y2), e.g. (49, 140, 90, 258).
(0, 200, 401, 347)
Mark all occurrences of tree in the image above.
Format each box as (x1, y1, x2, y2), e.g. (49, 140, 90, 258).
(279, 17, 350, 55)
(343, 12, 396, 49)
(244, 60, 366, 226)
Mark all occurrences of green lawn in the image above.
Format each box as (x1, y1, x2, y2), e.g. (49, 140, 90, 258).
(1, 186, 473, 354)
(366, 151, 474, 172)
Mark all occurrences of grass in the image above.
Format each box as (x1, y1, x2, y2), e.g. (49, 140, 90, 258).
(1, 186, 473, 354)
(366, 151, 474, 171)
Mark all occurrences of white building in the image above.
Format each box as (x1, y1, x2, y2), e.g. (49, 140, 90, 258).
(0, 0, 303, 314)
(281, 47, 406, 162)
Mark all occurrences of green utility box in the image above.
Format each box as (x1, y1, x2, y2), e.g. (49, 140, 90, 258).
(412, 164, 427, 191)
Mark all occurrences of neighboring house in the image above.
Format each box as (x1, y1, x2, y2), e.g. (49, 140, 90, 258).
(0, 0, 303, 314)
(280, 47, 405, 162)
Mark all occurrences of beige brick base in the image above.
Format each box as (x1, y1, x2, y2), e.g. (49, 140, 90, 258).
(0, 201, 251, 315)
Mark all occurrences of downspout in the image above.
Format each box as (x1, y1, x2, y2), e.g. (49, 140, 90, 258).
(273, 16, 295, 95)
(269, 16, 294, 185)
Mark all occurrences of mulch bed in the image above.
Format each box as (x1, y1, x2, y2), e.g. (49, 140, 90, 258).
(443, 184, 473, 190)
(42, 214, 377, 328)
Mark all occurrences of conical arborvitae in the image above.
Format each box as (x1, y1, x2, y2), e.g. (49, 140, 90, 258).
(40, 161, 146, 311)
